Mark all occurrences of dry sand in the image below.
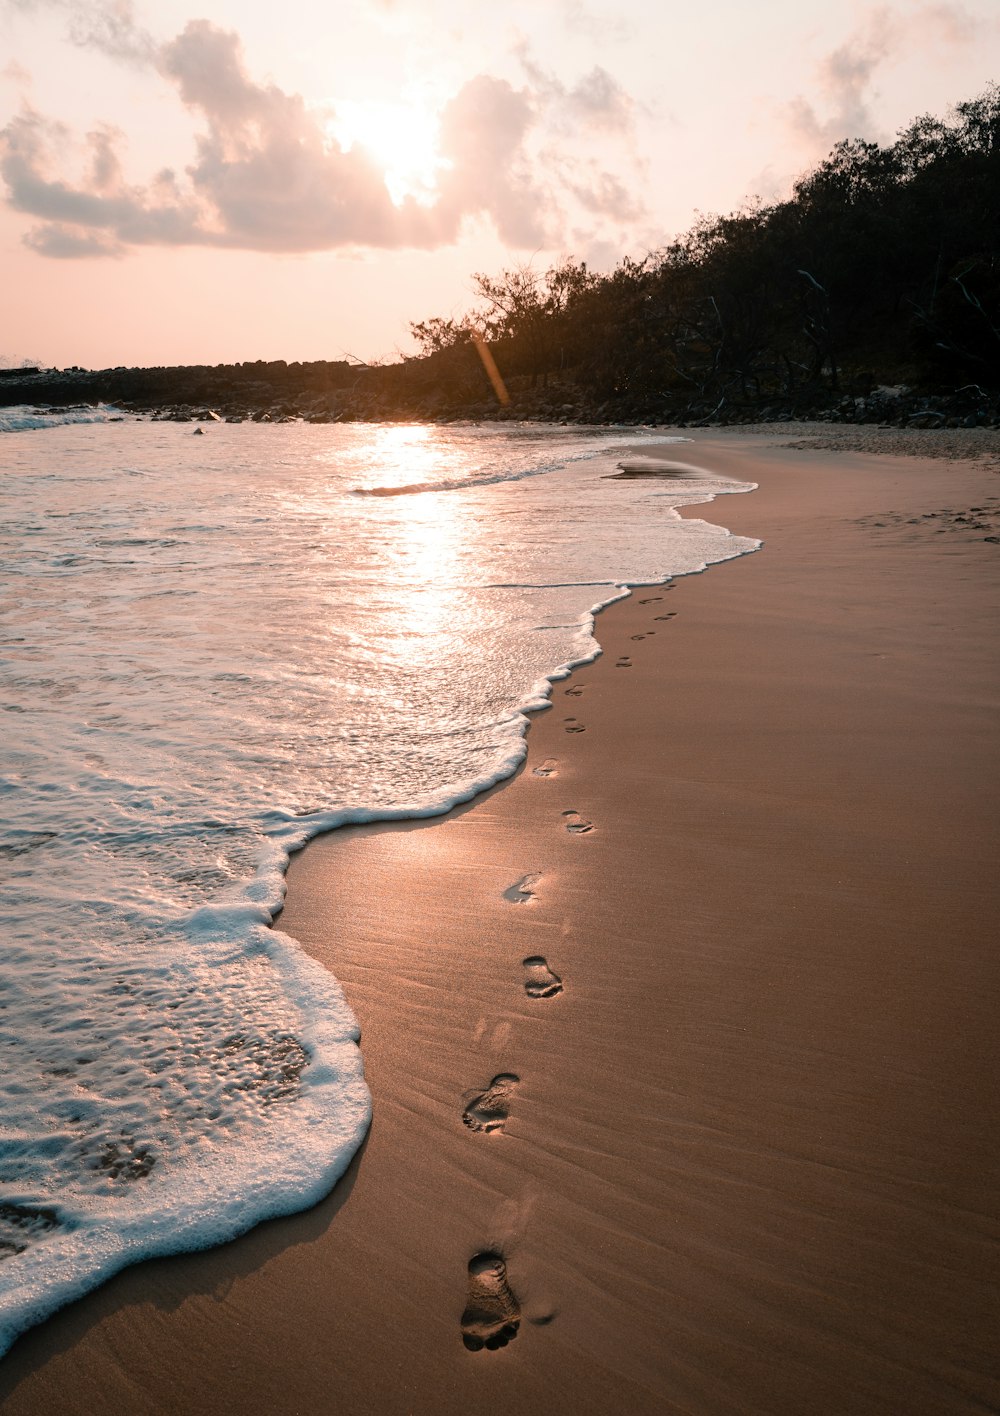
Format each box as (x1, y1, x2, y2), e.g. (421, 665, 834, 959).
(2, 431, 999, 1414)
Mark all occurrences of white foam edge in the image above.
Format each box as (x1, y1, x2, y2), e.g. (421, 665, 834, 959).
(0, 926, 369, 1357)
(0, 403, 126, 434)
(350, 433, 692, 496)
(265, 477, 761, 867)
(0, 463, 758, 1358)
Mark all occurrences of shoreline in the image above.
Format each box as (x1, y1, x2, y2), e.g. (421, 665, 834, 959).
(2, 430, 999, 1413)
(4, 400, 1000, 470)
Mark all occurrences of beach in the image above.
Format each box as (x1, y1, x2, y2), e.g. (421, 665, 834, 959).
(2, 429, 998, 1414)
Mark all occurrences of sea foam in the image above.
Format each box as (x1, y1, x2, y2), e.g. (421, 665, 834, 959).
(0, 403, 122, 433)
(0, 416, 758, 1353)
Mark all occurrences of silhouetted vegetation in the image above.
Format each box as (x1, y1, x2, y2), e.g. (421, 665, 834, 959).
(0, 359, 358, 416)
(392, 86, 1000, 426)
(3, 88, 997, 429)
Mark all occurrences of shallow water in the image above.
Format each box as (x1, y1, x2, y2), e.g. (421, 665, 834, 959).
(0, 415, 757, 1352)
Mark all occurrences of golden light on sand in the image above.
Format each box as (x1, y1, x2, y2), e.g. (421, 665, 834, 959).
(329, 100, 450, 206)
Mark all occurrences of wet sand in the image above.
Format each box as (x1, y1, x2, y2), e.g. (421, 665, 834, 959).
(2, 433, 999, 1414)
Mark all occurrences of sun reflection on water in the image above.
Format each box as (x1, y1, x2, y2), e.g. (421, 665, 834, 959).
(345, 426, 487, 677)
(361, 423, 468, 493)
(384, 490, 465, 653)
(285, 424, 514, 704)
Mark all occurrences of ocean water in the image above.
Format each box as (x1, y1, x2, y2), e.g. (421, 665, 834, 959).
(0, 412, 758, 1354)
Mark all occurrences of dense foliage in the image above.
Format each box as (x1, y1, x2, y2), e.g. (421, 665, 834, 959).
(397, 87, 1000, 422)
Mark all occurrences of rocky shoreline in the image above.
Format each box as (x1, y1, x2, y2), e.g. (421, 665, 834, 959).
(2, 362, 998, 441)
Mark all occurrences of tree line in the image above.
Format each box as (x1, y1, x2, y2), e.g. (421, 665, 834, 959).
(383, 86, 999, 423)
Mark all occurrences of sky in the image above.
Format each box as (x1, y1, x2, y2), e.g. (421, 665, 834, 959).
(1, 0, 997, 368)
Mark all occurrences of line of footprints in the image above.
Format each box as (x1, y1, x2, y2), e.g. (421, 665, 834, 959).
(459, 851, 564, 1351)
(460, 589, 674, 1352)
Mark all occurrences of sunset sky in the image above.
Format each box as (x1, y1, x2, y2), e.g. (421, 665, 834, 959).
(1, 0, 997, 369)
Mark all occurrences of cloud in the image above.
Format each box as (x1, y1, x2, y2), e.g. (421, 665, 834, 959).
(557, 1, 631, 43)
(784, 3, 995, 158)
(435, 74, 555, 246)
(0, 14, 645, 257)
(566, 66, 636, 130)
(741, 162, 789, 207)
(510, 42, 647, 229)
(565, 165, 644, 221)
(86, 124, 122, 191)
(917, 2, 990, 44)
(65, 0, 156, 64)
(155, 20, 409, 250)
(1, 59, 33, 86)
(4, 0, 155, 63)
(786, 9, 897, 151)
(24, 222, 122, 256)
(1, 105, 212, 254)
(514, 43, 637, 134)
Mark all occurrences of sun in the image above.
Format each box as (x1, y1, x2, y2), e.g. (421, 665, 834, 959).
(329, 100, 450, 206)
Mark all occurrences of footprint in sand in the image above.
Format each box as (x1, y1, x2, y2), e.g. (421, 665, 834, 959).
(630, 633, 646, 641)
(654, 612, 677, 621)
(463, 1074, 520, 1133)
(504, 872, 541, 904)
(564, 718, 586, 734)
(564, 684, 584, 697)
(616, 656, 632, 668)
(532, 758, 559, 778)
(523, 956, 563, 998)
(461, 1253, 521, 1350)
(638, 596, 661, 605)
(562, 809, 594, 834)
